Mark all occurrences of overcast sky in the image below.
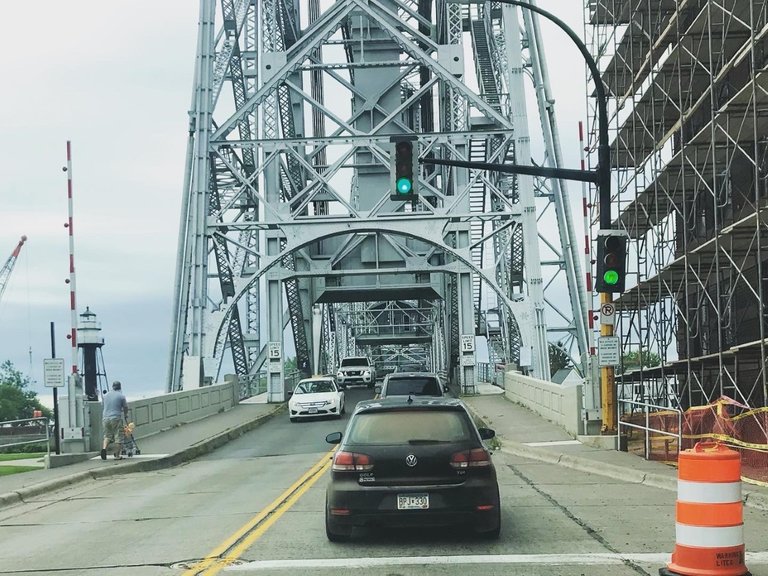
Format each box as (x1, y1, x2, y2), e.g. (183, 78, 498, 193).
(0, 1, 587, 403)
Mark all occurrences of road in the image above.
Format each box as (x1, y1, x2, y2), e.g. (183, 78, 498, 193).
(1, 385, 767, 575)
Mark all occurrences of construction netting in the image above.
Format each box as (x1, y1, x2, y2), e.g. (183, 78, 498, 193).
(621, 396, 768, 486)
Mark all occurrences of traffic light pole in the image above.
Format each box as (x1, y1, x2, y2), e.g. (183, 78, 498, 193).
(600, 293, 616, 432)
(423, 0, 618, 434)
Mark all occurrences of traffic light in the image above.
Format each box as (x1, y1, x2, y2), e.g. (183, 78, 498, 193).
(390, 135, 418, 201)
(595, 230, 628, 293)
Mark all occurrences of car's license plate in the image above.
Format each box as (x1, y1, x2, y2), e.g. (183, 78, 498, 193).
(397, 493, 429, 510)
(308, 407, 318, 414)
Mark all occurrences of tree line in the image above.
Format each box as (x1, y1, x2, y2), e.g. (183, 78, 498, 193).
(0, 361, 51, 422)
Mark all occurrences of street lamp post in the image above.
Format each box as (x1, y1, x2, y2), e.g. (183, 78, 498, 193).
(496, 1, 611, 227)
(422, 0, 618, 433)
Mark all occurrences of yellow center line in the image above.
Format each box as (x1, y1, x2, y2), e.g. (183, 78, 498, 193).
(183, 448, 336, 576)
(207, 458, 333, 575)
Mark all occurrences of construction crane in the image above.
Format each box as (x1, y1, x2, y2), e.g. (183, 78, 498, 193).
(0, 236, 27, 304)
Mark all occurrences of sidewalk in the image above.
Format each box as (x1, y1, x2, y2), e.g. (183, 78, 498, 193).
(465, 384, 768, 511)
(0, 400, 283, 509)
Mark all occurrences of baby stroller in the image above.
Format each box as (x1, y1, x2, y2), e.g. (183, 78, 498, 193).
(121, 422, 141, 457)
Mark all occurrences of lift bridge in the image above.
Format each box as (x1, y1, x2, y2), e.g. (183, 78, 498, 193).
(167, 0, 589, 405)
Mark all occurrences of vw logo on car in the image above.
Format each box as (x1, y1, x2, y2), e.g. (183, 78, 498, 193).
(405, 454, 418, 467)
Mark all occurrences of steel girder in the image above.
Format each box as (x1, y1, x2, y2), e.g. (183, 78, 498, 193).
(170, 0, 585, 393)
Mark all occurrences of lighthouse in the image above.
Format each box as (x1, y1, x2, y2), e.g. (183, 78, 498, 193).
(77, 307, 106, 401)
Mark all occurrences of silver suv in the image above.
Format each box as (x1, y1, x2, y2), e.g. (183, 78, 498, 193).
(336, 356, 375, 388)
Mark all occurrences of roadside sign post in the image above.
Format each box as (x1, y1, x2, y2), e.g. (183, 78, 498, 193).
(45, 322, 64, 454)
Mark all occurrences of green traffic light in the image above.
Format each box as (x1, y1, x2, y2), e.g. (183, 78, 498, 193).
(396, 177, 413, 194)
(603, 270, 619, 285)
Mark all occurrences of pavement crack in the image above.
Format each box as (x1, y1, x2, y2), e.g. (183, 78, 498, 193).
(506, 463, 652, 576)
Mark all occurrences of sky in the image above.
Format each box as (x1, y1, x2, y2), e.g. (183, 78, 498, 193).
(0, 1, 588, 405)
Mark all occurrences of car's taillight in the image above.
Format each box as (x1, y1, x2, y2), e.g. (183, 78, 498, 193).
(332, 450, 374, 472)
(450, 448, 491, 469)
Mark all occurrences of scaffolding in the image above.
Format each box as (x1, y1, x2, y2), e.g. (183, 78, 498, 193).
(584, 1, 768, 430)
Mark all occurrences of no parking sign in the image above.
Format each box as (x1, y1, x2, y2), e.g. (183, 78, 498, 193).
(600, 303, 616, 326)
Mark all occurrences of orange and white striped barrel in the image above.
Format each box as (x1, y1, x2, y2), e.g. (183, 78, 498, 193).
(662, 441, 750, 576)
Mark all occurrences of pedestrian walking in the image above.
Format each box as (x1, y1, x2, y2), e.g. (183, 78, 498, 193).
(101, 380, 129, 460)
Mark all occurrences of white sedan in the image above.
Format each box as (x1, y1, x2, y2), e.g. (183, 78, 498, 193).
(288, 377, 345, 422)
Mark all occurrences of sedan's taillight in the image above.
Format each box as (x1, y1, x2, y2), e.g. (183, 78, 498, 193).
(450, 448, 491, 469)
(332, 450, 374, 472)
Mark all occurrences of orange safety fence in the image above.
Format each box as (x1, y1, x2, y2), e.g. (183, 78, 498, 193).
(621, 396, 768, 486)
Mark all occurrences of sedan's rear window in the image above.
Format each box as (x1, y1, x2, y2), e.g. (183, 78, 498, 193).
(385, 377, 441, 396)
(346, 411, 471, 445)
(294, 380, 336, 394)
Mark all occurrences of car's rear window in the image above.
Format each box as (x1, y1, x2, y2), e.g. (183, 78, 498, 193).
(295, 379, 335, 394)
(340, 358, 368, 367)
(385, 377, 441, 396)
(398, 364, 427, 372)
(346, 411, 472, 445)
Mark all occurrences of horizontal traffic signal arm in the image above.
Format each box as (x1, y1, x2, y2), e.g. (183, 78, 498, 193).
(421, 157, 599, 184)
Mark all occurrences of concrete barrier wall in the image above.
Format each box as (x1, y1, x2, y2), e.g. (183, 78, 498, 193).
(503, 370, 583, 437)
(87, 381, 237, 451)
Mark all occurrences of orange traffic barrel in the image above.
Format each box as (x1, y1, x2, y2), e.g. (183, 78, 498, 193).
(661, 441, 750, 576)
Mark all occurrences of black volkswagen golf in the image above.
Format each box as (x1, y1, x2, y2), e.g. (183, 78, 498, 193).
(324, 397, 500, 541)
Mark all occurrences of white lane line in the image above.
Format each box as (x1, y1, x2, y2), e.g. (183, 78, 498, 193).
(523, 440, 582, 447)
(227, 552, 768, 571)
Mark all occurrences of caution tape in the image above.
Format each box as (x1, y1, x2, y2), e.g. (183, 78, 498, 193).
(679, 433, 768, 452)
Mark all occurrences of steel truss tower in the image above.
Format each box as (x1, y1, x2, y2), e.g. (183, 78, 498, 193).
(169, 0, 587, 397)
(585, 1, 768, 415)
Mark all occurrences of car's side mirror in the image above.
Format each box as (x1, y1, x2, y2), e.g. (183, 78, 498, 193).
(287, 391, 293, 398)
(478, 427, 495, 440)
(326, 431, 343, 444)
(374, 385, 382, 395)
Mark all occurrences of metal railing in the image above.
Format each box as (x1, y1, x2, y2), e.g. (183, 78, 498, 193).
(477, 362, 493, 383)
(242, 370, 304, 399)
(476, 362, 505, 388)
(0, 417, 51, 457)
(284, 370, 302, 393)
(618, 398, 682, 460)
